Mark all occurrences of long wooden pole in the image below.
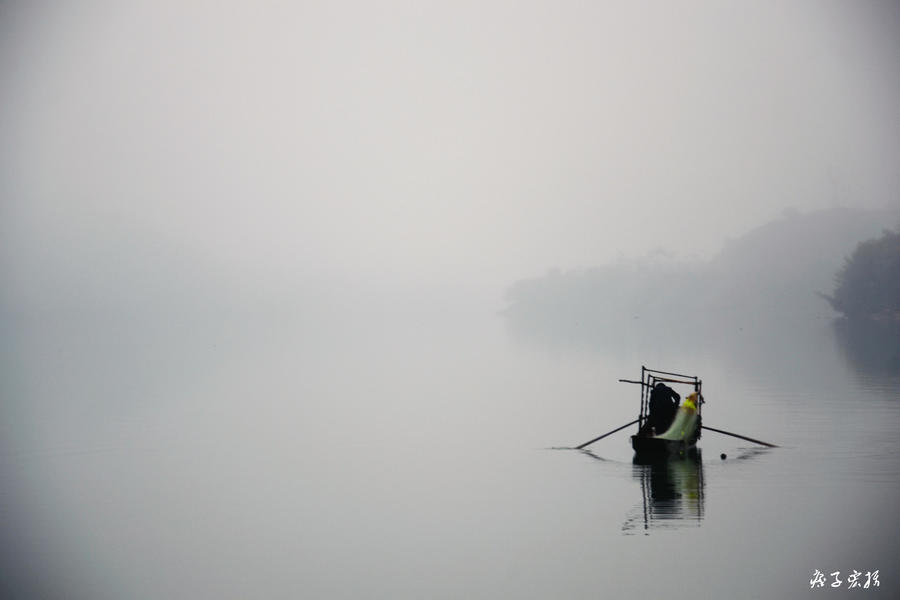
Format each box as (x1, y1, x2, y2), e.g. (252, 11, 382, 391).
(701, 425, 778, 448)
(576, 419, 640, 449)
(645, 367, 697, 380)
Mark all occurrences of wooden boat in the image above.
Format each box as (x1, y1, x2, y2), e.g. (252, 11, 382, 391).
(575, 367, 775, 454)
(625, 367, 703, 457)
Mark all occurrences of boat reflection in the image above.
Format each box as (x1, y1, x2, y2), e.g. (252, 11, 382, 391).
(622, 450, 704, 534)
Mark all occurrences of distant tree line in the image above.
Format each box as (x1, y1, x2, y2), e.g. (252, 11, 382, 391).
(822, 229, 900, 320)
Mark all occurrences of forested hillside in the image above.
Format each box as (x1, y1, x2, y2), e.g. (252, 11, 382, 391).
(503, 207, 900, 344)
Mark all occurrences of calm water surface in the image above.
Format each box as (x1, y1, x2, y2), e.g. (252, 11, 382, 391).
(2, 308, 898, 599)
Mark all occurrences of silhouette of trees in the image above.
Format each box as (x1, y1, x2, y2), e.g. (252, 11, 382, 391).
(824, 229, 900, 319)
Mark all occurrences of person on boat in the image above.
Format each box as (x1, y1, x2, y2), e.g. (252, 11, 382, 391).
(646, 382, 679, 435)
(683, 392, 699, 412)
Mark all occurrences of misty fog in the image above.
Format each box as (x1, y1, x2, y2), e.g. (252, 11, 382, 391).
(3, 0, 900, 318)
(2, 2, 900, 599)
(503, 207, 900, 338)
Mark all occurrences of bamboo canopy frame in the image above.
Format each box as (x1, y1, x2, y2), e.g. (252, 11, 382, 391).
(625, 366, 703, 432)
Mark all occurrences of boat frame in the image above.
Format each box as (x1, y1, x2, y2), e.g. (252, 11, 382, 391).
(627, 366, 703, 456)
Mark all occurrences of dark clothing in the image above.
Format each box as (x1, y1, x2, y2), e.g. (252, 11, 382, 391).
(647, 383, 680, 435)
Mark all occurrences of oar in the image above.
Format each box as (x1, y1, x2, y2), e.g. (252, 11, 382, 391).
(701, 425, 778, 448)
(576, 419, 640, 450)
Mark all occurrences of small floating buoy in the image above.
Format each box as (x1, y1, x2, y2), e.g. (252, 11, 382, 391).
(720, 453, 727, 460)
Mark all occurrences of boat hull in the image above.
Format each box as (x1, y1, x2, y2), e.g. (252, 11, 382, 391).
(631, 435, 697, 457)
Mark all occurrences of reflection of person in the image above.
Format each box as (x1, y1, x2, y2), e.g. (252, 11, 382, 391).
(647, 383, 679, 435)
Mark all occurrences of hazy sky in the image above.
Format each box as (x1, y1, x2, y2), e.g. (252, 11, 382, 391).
(3, 1, 899, 301)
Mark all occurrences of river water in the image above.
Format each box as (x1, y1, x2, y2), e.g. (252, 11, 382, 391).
(2, 304, 898, 599)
